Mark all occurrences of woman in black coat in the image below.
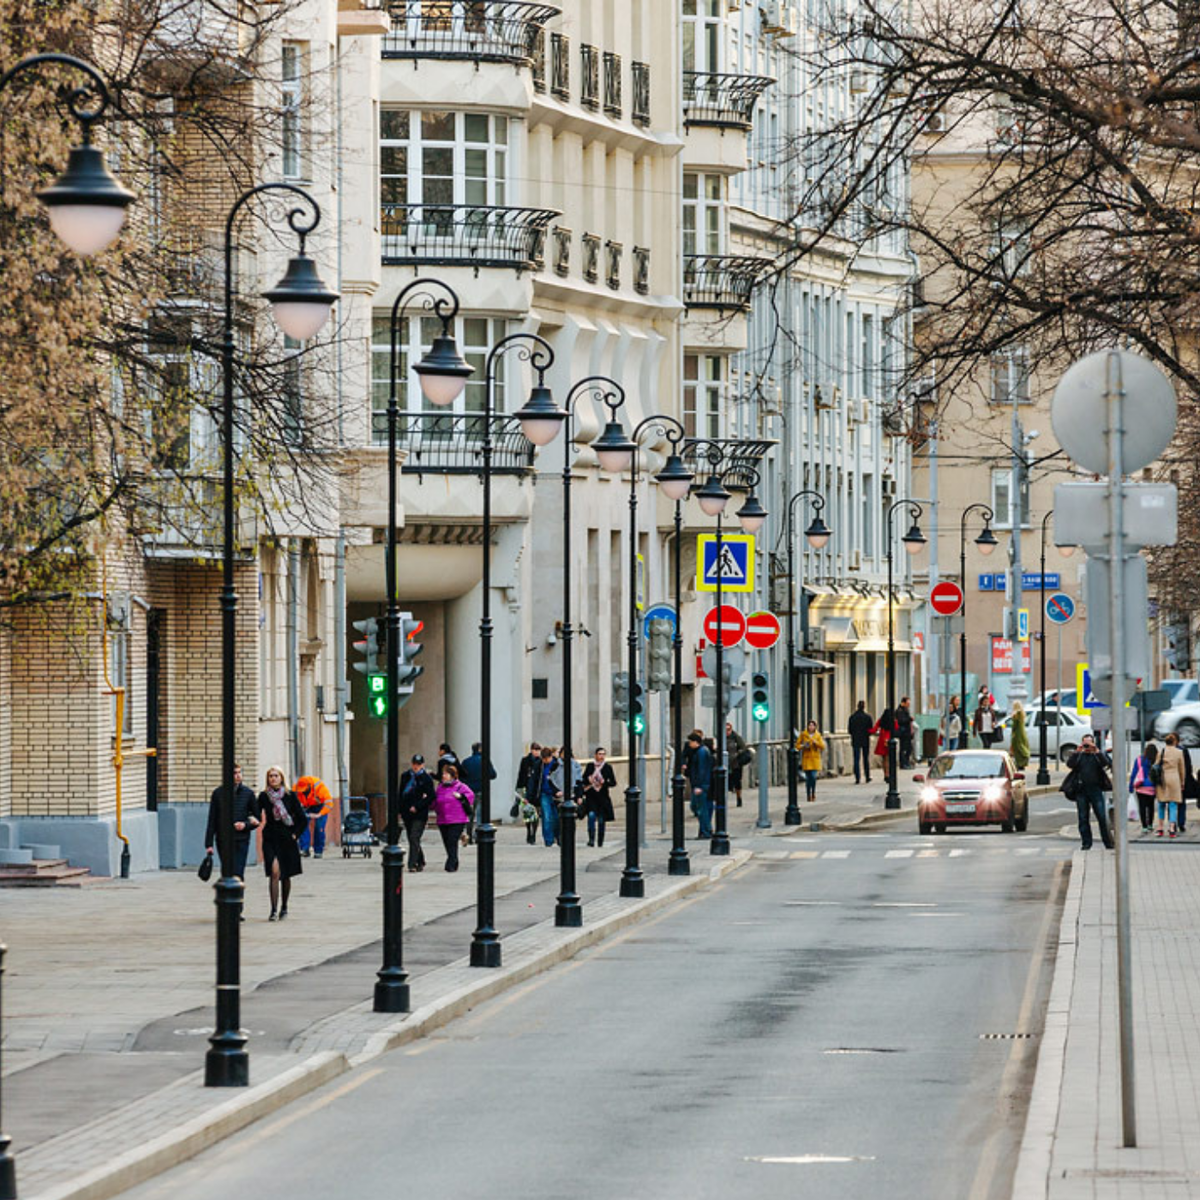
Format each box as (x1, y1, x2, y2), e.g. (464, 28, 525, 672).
(580, 748, 617, 847)
(256, 767, 307, 921)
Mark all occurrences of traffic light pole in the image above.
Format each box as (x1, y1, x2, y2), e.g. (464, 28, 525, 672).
(711, 508, 731, 856)
(886, 500, 924, 810)
(1037, 511, 1052, 785)
(667, 433, 691, 876)
(959, 504, 995, 752)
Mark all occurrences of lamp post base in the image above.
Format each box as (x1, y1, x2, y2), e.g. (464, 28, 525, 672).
(469, 937, 502, 968)
(1036, 768, 1051, 785)
(373, 970, 411, 1014)
(0, 1141, 14, 1200)
(785, 749, 801, 824)
(619, 869, 644, 898)
(204, 1041, 249, 1088)
(667, 848, 691, 876)
(710, 832, 731, 856)
(554, 898, 583, 927)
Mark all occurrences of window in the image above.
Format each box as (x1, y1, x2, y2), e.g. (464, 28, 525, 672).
(553, 226, 571, 276)
(282, 334, 303, 446)
(860, 313, 874, 397)
(551, 32, 570, 99)
(993, 224, 1031, 278)
(146, 310, 219, 471)
(370, 315, 507, 440)
(683, 0, 723, 73)
(380, 110, 510, 209)
(282, 42, 304, 179)
(683, 354, 725, 439)
(603, 51, 622, 117)
(631, 61, 651, 125)
(991, 345, 1030, 404)
(605, 240, 622, 289)
(683, 173, 725, 256)
(991, 467, 1030, 528)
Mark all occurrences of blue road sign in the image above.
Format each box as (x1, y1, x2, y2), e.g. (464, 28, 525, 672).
(642, 603, 677, 640)
(696, 534, 755, 593)
(1046, 592, 1076, 626)
(1023, 572, 1060, 591)
(1078, 665, 1106, 710)
(979, 573, 996, 591)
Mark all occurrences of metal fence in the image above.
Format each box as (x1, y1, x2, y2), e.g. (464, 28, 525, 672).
(370, 411, 536, 475)
(380, 204, 559, 271)
(382, 1, 560, 64)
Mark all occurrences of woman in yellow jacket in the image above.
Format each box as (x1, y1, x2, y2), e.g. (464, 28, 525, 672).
(796, 720, 826, 802)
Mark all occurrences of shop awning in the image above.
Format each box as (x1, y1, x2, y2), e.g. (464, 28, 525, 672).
(793, 654, 835, 672)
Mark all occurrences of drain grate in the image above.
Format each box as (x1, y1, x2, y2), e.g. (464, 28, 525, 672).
(979, 1032, 1037, 1040)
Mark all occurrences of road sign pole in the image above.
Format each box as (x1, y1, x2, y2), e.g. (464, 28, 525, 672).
(756, 647, 770, 830)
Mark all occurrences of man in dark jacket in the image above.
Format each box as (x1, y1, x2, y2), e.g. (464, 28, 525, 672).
(399, 754, 436, 871)
(460, 742, 496, 844)
(725, 722, 749, 807)
(205, 764, 259, 881)
(896, 697, 915, 769)
(1066, 735, 1114, 850)
(688, 732, 714, 838)
(848, 701, 874, 784)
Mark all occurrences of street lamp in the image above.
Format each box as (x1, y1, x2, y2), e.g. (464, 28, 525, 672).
(959, 503, 997, 751)
(372, 278, 470, 1014)
(553, 378, 634, 926)
(885, 500, 925, 810)
(464, 334, 565, 968)
(208, 185, 336, 1088)
(1035, 511, 1066, 785)
(783, 490, 832, 826)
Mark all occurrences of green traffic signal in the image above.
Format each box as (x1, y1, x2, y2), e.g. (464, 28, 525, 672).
(751, 671, 770, 723)
(368, 673, 387, 718)
(752, 700, 770, 723)
(631, 713, 646, 736)
(369, 694, 387, 718)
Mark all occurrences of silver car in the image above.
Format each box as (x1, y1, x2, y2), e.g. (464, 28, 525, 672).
(1154, 681, 1200, 746)
(995, 707, 1093, 762)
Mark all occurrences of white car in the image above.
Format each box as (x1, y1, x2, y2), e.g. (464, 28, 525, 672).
(1152, 680, 1200, 745)
(995, 707, 1093, 763)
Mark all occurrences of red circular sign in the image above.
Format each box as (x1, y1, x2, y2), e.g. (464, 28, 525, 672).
(703, 605, 746, 648)
(930, 581, 965, 616)
(744, 610, 782, 650)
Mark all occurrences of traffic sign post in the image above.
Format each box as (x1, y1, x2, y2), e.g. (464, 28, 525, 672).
(1045, 592, 1075, 625)
(929, 580, 964, 617)
(703, 605, 745, 648)
(744, 610, 781, 650)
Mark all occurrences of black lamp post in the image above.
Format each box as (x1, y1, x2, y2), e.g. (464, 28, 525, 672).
(959, 504, 998, 751)
(374, 279, 472, 1012)
(784, 490, 831, 826)
(1036, 511, 1055, 785)
(885, 500, 926, 810)
(466, 335, 567, 967)
(0, 52, 134, 1196)
(208, 185, 337, 1087)
(554, 377, 637, 925)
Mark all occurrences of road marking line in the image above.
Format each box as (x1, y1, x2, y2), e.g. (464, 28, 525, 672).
(911, 912, 964, 917)
(821, 850, 851, 858)
(949, 849, 972, 857)
(785, 900, 840, 906)
(745, 1155, 877, 1165)
(1015, 848, 1041, 856)
(884, 849, 915, 858)
(917, 849, 940, 858)
(789, 850, 820, 858)
(873, 902, 937, 908)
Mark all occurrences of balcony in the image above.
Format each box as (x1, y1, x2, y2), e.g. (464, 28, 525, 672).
(682, 438, 775, 492)
(683, 254, 769, 312)
(603, 50, 622, 118)
(382, 1, 560, 65)
(380, 204, 559, 271)
(581, 43, 600, 109)
(632, 245, 649, 294)
(682, 71, 775, 129)
(370, 412, 536, 475)
(631, 61, 651, 126)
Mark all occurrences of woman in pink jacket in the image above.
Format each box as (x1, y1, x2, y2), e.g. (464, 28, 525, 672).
(434, 763, 475, 872)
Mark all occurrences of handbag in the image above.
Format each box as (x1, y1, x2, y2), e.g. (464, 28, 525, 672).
(1061, 771, 1082, 801)
(736, 748, 752, 768)
(197, 851, 214, 882)
(509, 800, 520, 819)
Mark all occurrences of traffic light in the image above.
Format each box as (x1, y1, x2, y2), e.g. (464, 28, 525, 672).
(647, 618, 673, 691)
(397, 614, 425, 690)
(751, 671, 770, 723)
(366, 672, 387, 719)
(630, 681, 646, 736)
(352, 617, 381, 677)
(612, 671, 629, 722)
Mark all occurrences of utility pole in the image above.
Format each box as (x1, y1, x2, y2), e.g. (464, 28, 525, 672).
(1009, 391, 1029, 705)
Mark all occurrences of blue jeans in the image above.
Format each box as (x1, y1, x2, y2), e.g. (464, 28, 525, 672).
(540, 797, 559, 846)
(218, 837, 250, 880)
(1077, 786, 1113, 849)
(1157, 800, 1178, 824)
(298, 814, 326, 855)
(804, 769, 819, 798)
(852, 744, 871, 782)
(692, 790, 713, 838)
(586, 810, 607, 845)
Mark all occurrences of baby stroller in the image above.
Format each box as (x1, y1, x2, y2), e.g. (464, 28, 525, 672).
(341, 797, 375, 859)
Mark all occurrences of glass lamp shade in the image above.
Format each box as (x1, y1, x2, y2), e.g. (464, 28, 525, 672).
(38, 144, 135, 256)
(1057, 543, 1076, 557)
(975, 526, 999, 555)
(902, 521, 927, 554)
(263, 253, 339, 340)
(414, 334, 473, 406)
(515, 385, 567, 446)
(804, 515, 832, 549)
(655, 454, 695, 502)
(736, 492, 768, 534)
(695, 473, 731, 517)
(592, 420, 637, 473)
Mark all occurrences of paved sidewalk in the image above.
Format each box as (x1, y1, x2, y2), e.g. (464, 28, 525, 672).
(1015, 840, 1200, 1198)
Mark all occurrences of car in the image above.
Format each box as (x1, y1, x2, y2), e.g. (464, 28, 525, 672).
(1030, 688, 1079, 715)
(995, 707, 1093, 762)
(1152, 681, 1200, 744)
(913, 749, 1029, 834)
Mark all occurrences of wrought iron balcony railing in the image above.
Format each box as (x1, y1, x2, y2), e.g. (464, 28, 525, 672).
(581, 43, 600, 109)
(682, 71, 775, 129)
(603, 50, 622, 117)
(632, 245, 650, 294)
(582, 232, 601, 282)
(682, 438, 775, 492)
(631, 60, 651, 125)
(370, 411, 537, 474)
(381, 204, 559, 271)
(683, 253, 770, 311)
(550, 31, 569, 98)
(382, 1, 560, 65)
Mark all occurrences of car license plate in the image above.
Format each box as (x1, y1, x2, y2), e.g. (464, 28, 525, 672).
(945, 802, 977, 815)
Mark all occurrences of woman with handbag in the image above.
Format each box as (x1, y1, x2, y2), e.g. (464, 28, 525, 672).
(256, 767, 307, 921)
(797, 720, 826, 802)
(581, 747, 617, 847)
(1129, 743, 1158, 834)
(434, 763, 474, 871)
(1155, 733, 1186, 838)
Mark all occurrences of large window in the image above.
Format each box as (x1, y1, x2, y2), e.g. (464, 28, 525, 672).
(683, 173, 725, 256)
(380, 110, 510, 208)
(683, 353, 725, 440)
(281, 42, 304, 179)
(145, 309, 218, 470)
(683, 0, 724, 72)
(990, 345, 1030, 404)
(991, 467, 1030, 529)
(370, 315, 507, 440)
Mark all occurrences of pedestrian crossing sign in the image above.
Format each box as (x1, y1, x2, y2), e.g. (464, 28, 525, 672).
(696, 534, 755, 594)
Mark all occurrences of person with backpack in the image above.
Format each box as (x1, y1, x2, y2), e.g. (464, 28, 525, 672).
(1155, 733, 1187, 839)
(1129, 743, 1158, 834)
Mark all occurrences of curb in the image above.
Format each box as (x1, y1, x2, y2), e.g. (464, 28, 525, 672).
(26, 851, 751, 1200)
(1011, 849, 1084, 1199)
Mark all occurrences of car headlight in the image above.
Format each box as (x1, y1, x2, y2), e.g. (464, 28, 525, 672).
(920, 786, 939, 804)
(983, 784, 1003, 802)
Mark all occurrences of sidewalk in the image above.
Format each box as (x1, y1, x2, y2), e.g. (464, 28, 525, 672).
(1015, 841, 1200, 1198)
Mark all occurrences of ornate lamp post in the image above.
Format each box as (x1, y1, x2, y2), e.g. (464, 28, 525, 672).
(885, 500, 926, 810)
(959, 504, 998, 750)
(783, 490, 831, 826)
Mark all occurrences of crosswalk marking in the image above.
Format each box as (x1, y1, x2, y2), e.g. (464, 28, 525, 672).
(884, 849, 915, 858)
(821, 850, 851, 859)
(789, 850, 820, 859)
(762, 845, 1070, 862)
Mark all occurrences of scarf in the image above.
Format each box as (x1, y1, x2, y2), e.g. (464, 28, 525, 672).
(267, 785, 292, 825)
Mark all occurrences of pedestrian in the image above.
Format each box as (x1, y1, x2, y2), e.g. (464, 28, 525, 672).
(797, 720, 825, 802)
(538, 745, 562, 847)
(434, 762, 474, 871)
(945, 697, 963, 751)
(896, 697, 915, 768)
(1065, 734, 1114, 850)
(256, 766, 307, 921)
(1129, 742, 1157, 834)
(460, 741, 496, 844)
(1179, 744, 1194, 834)
(399, 753, 436, 871)
(580, 747, 617, 847)
(688, 731, 713, 838)
(870, 707, 895, 776)
(514, 741, 542, 843)
(204, 763, 259, 885)
(972, 694, 997, 748)
(294, 775, 333, 859)
(436, 743, 459, 777)
(726, 722, 750, 807)
(1154, 732, 1186, 839)
(1009, 701, 1030, 771)
(848, 700, 873, 784)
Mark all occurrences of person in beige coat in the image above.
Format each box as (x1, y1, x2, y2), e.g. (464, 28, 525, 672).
(1156, 733, 1187, 839)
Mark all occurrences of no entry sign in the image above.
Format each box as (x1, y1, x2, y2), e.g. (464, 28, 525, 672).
(929, 581, 965, 617)
(744, 610, 782, 650)
(703, 605, 745, 648)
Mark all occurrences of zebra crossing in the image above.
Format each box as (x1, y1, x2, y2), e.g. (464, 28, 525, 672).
(755, 842, 1071, 862)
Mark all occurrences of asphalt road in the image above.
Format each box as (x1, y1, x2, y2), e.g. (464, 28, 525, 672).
(121, 793, 1072, 1200)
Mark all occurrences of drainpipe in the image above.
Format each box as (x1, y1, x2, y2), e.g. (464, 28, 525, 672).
(287, 539, 302, 781)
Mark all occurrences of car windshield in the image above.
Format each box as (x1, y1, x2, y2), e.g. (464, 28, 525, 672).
(929, 754, 1005, 780)
(1163, 680, 1197, 703)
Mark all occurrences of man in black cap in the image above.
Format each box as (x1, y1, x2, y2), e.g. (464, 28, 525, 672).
(399, 753, 436, 871)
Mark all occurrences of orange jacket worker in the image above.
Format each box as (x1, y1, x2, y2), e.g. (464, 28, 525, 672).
(294, 775, 333, 859)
